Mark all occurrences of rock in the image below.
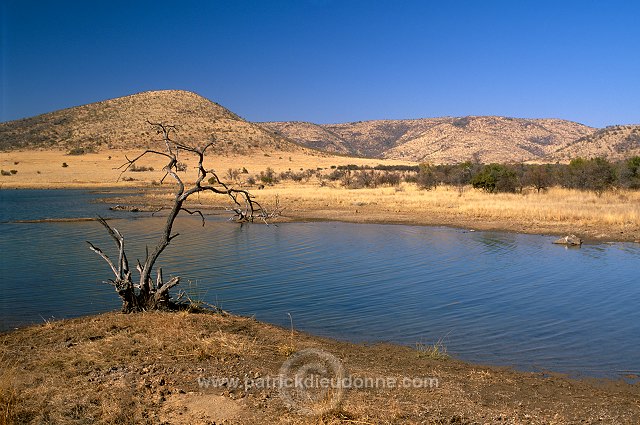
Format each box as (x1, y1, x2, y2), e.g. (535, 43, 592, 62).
(553, 234, 582, 246)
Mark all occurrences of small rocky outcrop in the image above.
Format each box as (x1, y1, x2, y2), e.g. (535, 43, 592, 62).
(553, 234, 582, 246)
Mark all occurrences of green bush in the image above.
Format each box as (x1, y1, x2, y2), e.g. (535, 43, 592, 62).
(416, 163, 437, 190)
(471, 164, 519, 193)
(259, 168, 277, 184)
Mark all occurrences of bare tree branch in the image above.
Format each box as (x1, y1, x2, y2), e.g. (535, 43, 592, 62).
(88, 120, 280, 312)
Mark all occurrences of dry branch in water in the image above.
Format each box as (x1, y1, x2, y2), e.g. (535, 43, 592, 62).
(87, 121, 281, 312)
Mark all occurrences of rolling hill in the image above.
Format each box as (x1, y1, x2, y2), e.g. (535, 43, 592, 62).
(2, 90, 638, 164)
(0, 90, 305, 155)
(551, 124, 640, 161)
(261, 117, 598, 163)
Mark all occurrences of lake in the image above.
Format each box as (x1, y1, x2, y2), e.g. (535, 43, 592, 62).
(1, 189, 639, 378)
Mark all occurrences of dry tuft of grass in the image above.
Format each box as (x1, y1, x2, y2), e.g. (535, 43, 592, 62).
(202, 330, 258, 357)
(0, 367, 19, 425)
(416, 338, 450, 361)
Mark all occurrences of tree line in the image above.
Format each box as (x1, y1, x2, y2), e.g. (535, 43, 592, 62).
(321, 157, 640, 194)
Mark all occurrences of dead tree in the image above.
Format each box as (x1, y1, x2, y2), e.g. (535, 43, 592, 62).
(87, 122, 278, 312)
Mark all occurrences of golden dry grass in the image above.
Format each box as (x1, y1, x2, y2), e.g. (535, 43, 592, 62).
(0, 362, 19, 425)
(204, 182, 640, 241)
(0, 149, 410, 188)
(3, 149, 640, 241)
(2, 311, 639, 424)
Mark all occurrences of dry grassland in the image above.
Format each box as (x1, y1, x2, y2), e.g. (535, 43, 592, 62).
(167, 183, 640, 242)
(2, 311, 639, 424)
(2, 149, 640, 241)
(0, 150, 408, 188)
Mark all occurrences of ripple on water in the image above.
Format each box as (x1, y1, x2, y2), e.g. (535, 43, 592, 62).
(1, 191, 640, 378)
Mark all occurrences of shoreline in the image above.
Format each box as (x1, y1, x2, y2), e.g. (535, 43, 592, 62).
(4, 182, 640, 243)
(2, 310, 639, 423)
(3, 148, 640, 243)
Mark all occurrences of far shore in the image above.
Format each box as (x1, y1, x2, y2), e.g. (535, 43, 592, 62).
(2, 149, 640, 243)
(6, 181, 640, 243)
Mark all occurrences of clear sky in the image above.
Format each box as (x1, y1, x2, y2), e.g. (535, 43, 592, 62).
(2, 0, 639, 127)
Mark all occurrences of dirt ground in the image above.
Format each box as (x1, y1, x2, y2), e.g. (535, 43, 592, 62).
(1, 311, 639, 424)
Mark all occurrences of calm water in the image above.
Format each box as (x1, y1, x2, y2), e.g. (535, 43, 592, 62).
(1, 189, 639, 378)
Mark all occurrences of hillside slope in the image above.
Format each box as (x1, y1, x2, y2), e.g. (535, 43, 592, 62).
(0, 90, 303, 155)
(259, 121, 352, 155)
(550, 124, 640, 161)
(261, 117, 595, 163)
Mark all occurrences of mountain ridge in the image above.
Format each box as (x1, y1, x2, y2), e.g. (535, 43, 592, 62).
(0, 90, 305, 155)
(260, 116, 606, 163)
(2, 90, 639, 163)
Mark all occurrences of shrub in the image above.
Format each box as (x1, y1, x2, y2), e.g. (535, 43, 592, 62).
(327, 169, 346, 181)
(564, 157, 616, 194)
(9, 169, 17, 174)
(279, 170, 307, 182)
(259, 167, 277, 185)
(62, 162, 69, 168)
(416, 163, 438, 190)
(1, 170, 11, 176)
(522, 164, 554, 193)
(347, 170, 377, 189)
(67, 147, 92, 155)
(376, 171, 401, 187)
(471, 164, 519, 193)
(129, 164, 154, 172)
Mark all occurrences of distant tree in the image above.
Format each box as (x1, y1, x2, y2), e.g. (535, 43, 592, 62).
(376, 171, 401, 187)
(584, 157, 617, 195)
(619, 156, 640, 189)
(566, 157, 589, 190)
(259, 167, 277, 185)
(564, 157, 617, 195)
(523, 164, 554, 193)
(416, 163, 438, 190)
(471, 164, 519, 193)
(350, 170, 376, 189)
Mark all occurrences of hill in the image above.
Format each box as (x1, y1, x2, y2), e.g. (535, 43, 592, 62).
(4, 91, 638, 164)
(261, 117, 596, 163)
(550, 124, 640, 161)
(0, 90, 305, 155)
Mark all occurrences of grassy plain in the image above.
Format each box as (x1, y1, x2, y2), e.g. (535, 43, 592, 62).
(250, 183, 640, 242)
(2, 149, 640, 242)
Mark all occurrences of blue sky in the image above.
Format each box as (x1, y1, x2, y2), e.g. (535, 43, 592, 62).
(2, 0, 639, 127)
